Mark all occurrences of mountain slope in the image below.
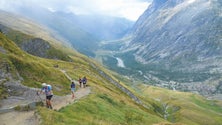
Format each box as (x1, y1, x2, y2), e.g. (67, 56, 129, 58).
(0, 24, 71, 61)
(0, 12, 167, 124)
(0, 10, 68, 47)
(0, 31, 167, 125)
(0, 33, 70, 93)
(0, 11, 222, 125)
(139, 85, 222, 124)
(108, 0, 222, 96)
(0, 9, 98, 57)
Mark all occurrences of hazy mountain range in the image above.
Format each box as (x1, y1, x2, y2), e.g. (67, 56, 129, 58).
(8, 6, 134, 57)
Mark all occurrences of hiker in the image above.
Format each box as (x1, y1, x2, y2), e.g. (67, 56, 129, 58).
(38, 83, 53, 109)
(78, 77, 82, 88)
(71, 81, 75, 99)
(82, 76, 87, 88)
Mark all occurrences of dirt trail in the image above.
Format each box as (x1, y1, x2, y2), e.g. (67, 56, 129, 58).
(0, 69, 91, 125)
(0, 111, 39, 125)
(0, 87, 91, 125)
(52, 87, 90, 110)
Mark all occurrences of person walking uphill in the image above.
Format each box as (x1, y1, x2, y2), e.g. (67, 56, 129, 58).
(38, 83, 53, 109)
(82, 76, 87, 88)
(78, 77, 82, 88)
(71, 81, 75, 99)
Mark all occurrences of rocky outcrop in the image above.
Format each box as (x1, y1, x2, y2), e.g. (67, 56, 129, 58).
(0, 73, 41, 113)
(21, 38, 51, 58)
(0, 24, 71, 61)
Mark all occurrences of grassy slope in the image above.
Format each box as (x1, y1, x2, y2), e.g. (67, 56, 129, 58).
(37, 53, 167, 125)
(0, 33, 68, 94)
(138, 85, 222, 125)
(0, 33, 167, 124)
(107, 70, 222, 125)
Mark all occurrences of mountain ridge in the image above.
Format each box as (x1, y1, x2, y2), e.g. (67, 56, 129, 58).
(8, 6, 134, 57)
(0, 10, 69, 47)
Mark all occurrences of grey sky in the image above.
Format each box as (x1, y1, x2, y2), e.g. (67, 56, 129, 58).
(0, 0, 152, 21)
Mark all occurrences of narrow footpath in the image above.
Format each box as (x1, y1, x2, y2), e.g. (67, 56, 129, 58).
(0, 69, 91, 125)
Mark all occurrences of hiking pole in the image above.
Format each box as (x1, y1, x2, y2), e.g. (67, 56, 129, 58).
(36, 91, 44, 106)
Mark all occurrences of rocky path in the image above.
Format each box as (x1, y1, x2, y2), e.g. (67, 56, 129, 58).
(0, 69, 91, 125)
(0, 87, 90, 125)
(0, 110, 39, 125)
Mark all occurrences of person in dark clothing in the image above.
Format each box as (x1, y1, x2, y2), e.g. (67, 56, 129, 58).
(82, 76, 87, 88)
(71, 81, 75, 99)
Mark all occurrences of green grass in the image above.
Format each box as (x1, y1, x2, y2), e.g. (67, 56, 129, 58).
(137, 85, 222, 125)
(190, 94, 222, 113)
(0, 33, 70, 95)
(1, 29, 222, 125)
(1, 32, 165, 125)
(39, 93, 165, 125)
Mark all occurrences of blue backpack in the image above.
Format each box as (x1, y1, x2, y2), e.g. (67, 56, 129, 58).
(71, 82, 75, 88)
(47, 85, 52, 91)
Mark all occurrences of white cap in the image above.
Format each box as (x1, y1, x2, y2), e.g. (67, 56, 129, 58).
(42, 83, 47, 87)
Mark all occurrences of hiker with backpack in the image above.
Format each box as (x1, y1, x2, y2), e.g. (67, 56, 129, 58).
(37, 83, 53, 109)
(82, 76, 87, 88)
(71, 81, 75, 99)
(78, 77, 82, 88)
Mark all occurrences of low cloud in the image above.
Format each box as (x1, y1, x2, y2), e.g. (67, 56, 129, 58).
(0, 0, 152, 21)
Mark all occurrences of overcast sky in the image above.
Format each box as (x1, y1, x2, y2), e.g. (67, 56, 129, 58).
(0, 0, 152, 21)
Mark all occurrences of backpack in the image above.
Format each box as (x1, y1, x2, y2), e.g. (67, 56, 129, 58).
(42, 84, 53, 95)
(47, 85, 52, 91)
(71, 82, 75, 88)
(82, 77, 87, 83)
